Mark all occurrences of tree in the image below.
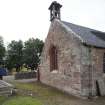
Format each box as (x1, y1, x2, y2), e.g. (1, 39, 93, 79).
(0, 36, 6, 66)
(23, 38, 44, 70)
(6, 40, 23, 72)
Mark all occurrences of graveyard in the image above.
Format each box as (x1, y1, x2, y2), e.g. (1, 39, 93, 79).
(0, 1, 105, 105)
(1, 78, 105, 105)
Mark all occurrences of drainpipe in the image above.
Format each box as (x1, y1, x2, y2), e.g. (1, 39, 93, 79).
(88, 46, 93, 99)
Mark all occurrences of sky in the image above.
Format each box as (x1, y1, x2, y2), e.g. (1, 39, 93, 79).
(0, 0, 105, 46)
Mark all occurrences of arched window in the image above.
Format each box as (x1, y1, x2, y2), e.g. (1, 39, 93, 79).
(49, 45, 58, 71)
(103, 53, 105, 73)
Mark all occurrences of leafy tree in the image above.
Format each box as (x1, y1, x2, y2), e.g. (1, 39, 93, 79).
(23, 38, 44, 70)
(6, 40, 23, 72)
(0, 36, 6, 66)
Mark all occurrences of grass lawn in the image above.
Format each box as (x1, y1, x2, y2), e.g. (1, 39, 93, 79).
(2, 96, 42, 105)
(1, 80, 105, 105)
(12, 81, 105, 105)
(0, 96, 8, 104)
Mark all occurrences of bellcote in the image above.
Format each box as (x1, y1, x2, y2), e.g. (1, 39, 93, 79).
(49, 1, 62, 21)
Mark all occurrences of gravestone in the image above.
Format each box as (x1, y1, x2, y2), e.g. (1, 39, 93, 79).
(0, 80, 13, 96)
(97, 78, 105, 96)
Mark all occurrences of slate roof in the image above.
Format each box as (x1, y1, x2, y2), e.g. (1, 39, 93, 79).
(62, 21, 105, 48)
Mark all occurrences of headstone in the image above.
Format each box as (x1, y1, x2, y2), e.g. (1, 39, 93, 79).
(0, 80, 13, 96)
(97, 78, 105, 96)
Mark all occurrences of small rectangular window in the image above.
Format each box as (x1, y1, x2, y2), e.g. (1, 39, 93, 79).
(49, 45, 58, 71)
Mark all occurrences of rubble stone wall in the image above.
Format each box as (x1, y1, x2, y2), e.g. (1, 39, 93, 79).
(40, 20, 82, 96)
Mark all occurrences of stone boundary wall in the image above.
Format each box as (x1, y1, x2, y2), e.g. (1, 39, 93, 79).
(15, 71, 37, 80)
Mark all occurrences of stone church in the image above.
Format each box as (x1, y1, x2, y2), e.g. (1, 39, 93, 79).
(39, 1, 105, 98)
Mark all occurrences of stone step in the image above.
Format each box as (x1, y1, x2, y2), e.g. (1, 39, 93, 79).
(0, 80, 13, 96)
(0, 90, 12, 95)
(0, 88, 12, 92)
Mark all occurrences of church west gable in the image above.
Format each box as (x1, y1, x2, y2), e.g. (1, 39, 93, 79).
(40, 19, 83, 96)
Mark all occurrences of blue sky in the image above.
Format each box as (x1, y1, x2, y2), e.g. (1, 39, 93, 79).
(0, 0, 105, 45)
